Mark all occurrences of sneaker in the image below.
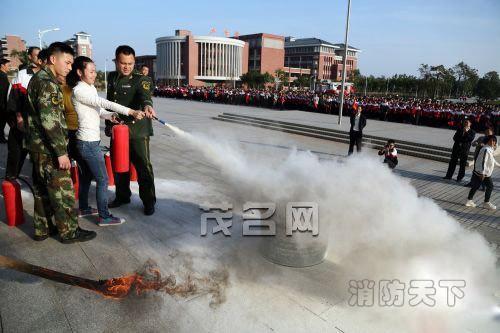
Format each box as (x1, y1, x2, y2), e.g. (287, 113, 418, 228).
(60, 228, 97, 244)
(442, 176, 452, 180)
(97, 215, 125, 227)
(465, 200, 476, 208)
(78, 207, 99, 217)
(483, 202, 497, 210)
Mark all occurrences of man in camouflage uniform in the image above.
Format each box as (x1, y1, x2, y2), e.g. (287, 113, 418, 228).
(105, 45, 157, 215)
(26, 42, 96, 243)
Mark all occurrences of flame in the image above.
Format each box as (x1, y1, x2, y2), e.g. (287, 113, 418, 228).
(101, 274, 138, 299)
(93, 260, 228, 307)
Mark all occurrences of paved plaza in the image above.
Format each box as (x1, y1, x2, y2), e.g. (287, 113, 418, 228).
(0, 98, 499, 332)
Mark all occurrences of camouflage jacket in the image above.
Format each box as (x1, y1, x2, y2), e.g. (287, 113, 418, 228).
(26, 67, 68, 157)
(105, 70, 154, 138)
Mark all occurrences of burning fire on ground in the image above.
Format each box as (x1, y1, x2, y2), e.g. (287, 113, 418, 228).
(0, 255, 228, 308)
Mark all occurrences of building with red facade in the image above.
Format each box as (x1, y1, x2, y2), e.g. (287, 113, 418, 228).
(284, 37, 360, 84)
(0, 35, 27, 69)
(155, 29, 360, 88)
(237, 33, 284, 75)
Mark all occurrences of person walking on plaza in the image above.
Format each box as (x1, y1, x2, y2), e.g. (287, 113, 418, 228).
(105, 45, 157, 215)
(0, 59, 10, 143)
(465, 135, 499, 210)
(348, 105, 366, 156)
(464, 128, 497, 187)
(443, 119, 475, 182)
(68, 56, 144, 226)
(26, 42, 96, 243)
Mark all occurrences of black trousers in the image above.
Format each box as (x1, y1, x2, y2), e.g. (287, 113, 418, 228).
(5, 126, 29, 179)
(0, 113, 7, 141)
(348, 131, 362, 155)
(445, 147, 468, 181)
(468, 173, 493, 202)
(111, 137, 156, 206)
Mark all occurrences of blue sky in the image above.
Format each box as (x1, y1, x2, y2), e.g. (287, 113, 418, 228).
(2, 0, 499, 77)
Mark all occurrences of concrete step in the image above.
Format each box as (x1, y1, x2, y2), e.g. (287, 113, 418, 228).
(214, 113, 474, 164)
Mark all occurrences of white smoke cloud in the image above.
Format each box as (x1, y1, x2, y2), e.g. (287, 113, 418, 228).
(165, 124, 499, 332)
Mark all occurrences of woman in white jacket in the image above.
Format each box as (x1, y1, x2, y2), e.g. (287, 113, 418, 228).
(466, 135, 500, 210)
(68, 56, 144, 226)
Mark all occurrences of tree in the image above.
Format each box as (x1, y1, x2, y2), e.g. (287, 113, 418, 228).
(262, 72, 275, 86)
(475, 71, 500, 100)
(294, 75, 310, 88)
(452, 62, 479, 97)
(240, 70, 274, 89)
(274, 69, 289, 89)
(95, 71, 106, 91)
(10, 49, 28, 67)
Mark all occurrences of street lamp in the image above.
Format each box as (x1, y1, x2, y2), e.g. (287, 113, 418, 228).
(104, 58, 108, 96)
(38, 27, 60, 48)
(338, 0, 352, 125)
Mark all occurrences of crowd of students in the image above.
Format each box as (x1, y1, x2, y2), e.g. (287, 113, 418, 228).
(154, 85, 500, 133)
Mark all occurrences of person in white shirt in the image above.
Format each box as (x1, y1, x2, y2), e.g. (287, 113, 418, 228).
(465, 135, 500, 210)
(68, 56, 144, 226)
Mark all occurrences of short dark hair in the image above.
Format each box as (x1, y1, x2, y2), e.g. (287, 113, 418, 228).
(0, 59, 10, 65)
(47, 42, 74, 58)
(38, 49, 48, 62)
(115, 45, 135, 58)
(27, 46, 40, 56)
(140, 64, 148, 69)
(387, 139, 396, 145)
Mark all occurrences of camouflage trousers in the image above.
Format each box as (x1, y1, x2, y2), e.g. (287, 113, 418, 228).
(31, 152, 78, 239)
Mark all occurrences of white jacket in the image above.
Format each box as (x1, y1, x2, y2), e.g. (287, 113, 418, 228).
(474, 145, 500, 177)
(72, 81, 130, 141)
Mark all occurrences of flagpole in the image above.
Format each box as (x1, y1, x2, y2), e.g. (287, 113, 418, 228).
(338, 0, 352, 125)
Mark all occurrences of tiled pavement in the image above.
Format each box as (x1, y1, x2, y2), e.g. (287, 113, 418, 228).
(0, 97, 498, 332)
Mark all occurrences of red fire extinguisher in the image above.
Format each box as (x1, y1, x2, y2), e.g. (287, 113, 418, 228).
(2, 180, 25, 226)
(112, 124, 129, 173)
(130, 163, 138, 182)
(70, 160, 79, 200)
(104, 152, 115, 186)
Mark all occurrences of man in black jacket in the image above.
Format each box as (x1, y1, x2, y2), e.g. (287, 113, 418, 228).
(348, 105, 367, 155)
(443, 119, 475, 182)
(0, 59, 10, 143)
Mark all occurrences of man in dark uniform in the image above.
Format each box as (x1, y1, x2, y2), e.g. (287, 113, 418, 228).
(106, 45, 157, 215)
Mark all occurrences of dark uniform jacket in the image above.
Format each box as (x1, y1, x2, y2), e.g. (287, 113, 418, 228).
(452, 126, 475, 155)
(105, 70, 154, 139)
(349, 112, 367, 134)
(0, 71, 9, 114)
